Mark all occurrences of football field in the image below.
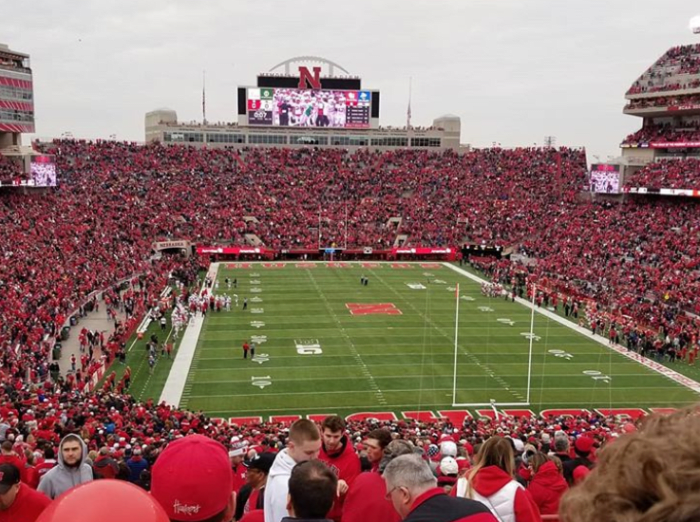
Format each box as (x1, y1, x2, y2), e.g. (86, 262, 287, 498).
(176, 262, 700, 418)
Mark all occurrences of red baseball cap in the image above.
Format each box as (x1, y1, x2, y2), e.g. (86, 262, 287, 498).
(574, 436, 595, 454)
(151, 435, 233, 521)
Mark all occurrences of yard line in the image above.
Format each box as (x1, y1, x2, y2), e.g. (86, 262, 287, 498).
(185, 385, 690, 400)
(184, 373, 668, 384)
(201, 398, 700, 415)
(444, 263, 700, 396)
(305, 269, 388, 406)
(368, 267, 523, 402)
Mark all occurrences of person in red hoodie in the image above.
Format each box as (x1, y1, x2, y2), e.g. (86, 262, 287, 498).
(317, 416, 360, 522)
(452, 437, 541, 522)
(342, 439, 414, 522)
(526, 453, 567, 516)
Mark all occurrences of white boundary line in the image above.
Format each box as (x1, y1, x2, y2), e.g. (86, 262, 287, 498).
(159, 263, 220, 407)
(443, 263, 700, 395)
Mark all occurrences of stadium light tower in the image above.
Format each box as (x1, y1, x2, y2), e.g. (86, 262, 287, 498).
(690, 15, 700, 34)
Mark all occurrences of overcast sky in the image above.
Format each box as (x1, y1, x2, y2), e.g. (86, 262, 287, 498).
(4, 0, 700, 160)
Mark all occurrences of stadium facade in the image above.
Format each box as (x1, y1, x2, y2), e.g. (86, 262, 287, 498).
(145, 56, 463, 151)
(0, 42, 34, 147)
(621, 44, 700, 184)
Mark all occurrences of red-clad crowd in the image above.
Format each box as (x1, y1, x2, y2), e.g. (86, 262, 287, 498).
(1, 140, 700, 522)
(0, 381, 635, 522)
(0, 154, 23, 184)
(625, 92, 700, 110)
(627, 43, 700, 95)
(624, 158, 700, 189)
(39, 140, 586, 251)
(4, 140, 700, 380)
(621, 123, 700, 146)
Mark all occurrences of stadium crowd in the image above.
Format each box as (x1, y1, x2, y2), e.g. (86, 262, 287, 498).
(0, 380, 695, 522)
(3, 140, 700, 380)
(625, 92, 700, 110)
(627, 43, 700, 95)
(0, 379, 647, 522)
(623, 158, 700, 189)
(1, 140, 700, 519)
(621, 122, 700, 146)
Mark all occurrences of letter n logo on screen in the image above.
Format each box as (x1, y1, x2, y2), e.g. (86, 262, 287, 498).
(298, 66, 322, 90)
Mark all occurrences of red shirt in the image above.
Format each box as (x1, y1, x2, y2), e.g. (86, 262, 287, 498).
(0, 483, 51, 522)
(318, 436, 361, 522)
(239, 509, 264, 522)
(343, 471, 401, 522)
(231, 464, 247, 493)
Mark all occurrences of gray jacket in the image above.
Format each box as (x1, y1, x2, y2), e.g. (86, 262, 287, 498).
(38, 434, 93, 499)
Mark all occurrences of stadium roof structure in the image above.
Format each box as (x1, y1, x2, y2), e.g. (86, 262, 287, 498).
(268, 56, 352, 77)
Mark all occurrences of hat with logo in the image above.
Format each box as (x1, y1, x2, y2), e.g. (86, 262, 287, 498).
(151, 435, 233, 521)
(0, 463, 20, 494)
(437, 457, 459, 476)
(243, 452, 276, 474)
(228, 441, 246, 458)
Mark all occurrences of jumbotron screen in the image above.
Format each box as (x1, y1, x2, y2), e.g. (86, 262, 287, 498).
(589, 164, 620, 194)
(30, 155, 57, 187)
(247, 87, 371, 128)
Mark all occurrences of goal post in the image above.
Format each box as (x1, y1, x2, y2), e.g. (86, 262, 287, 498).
(451, 284, 537, 408)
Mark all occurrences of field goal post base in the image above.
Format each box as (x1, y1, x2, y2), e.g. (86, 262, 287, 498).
(451, 402, 531, 408)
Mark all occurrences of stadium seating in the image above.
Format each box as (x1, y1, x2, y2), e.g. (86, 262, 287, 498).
(627, 43, 700, 95)
(4, 140, 700, 381)
(623, 158, 700, 189)
(4, 140, 700, 520)
(621, 123, 700, 145)
(625, 92, 700, 110)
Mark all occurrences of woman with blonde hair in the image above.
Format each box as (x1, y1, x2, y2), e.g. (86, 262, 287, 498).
(526, 452, 568, 516)
(451, 437, 541, 522)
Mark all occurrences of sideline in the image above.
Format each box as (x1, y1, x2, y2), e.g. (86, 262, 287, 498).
(443, 263, 700, 395)
(159, 263, 220, 406)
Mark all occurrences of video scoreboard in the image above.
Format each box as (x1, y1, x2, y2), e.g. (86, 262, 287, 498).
(247, 87, 372, 128)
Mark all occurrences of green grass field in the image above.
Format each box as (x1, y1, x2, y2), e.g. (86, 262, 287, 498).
(167, 262, 700, 418)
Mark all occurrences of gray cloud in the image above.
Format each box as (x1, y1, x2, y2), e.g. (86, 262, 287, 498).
(5, 0, 700, 161)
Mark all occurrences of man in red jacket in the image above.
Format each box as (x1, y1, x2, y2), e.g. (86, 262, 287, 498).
(317, 416, 360, 522)
(342, 439, 414, 522)
(384, 455, 497, 522)
(0, 463, 51, 522)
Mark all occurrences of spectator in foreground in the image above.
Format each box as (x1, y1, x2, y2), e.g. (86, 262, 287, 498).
(560, 407, 700, 522)
(562, 436, 595, 486)
(317, 415, 361, 522)
(265, 420, 322, 522)
(451, 436, 541, 522)
(526, 452, 568, 516)
(362, 428, 393, 472)
(342, 439, 415, 522)
(0, 463, 51, 522)
(283, 460, 337, 522)
(151, 434, 235, 522)
(238, 452, 276, 522)
(383, 454, 497, 522)
(38, 434, 93, 499)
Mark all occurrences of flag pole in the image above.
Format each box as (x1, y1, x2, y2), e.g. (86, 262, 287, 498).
(202, 70, 207, 125)
(451, 283, 459, 405)
(407, 77, 412, 129)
